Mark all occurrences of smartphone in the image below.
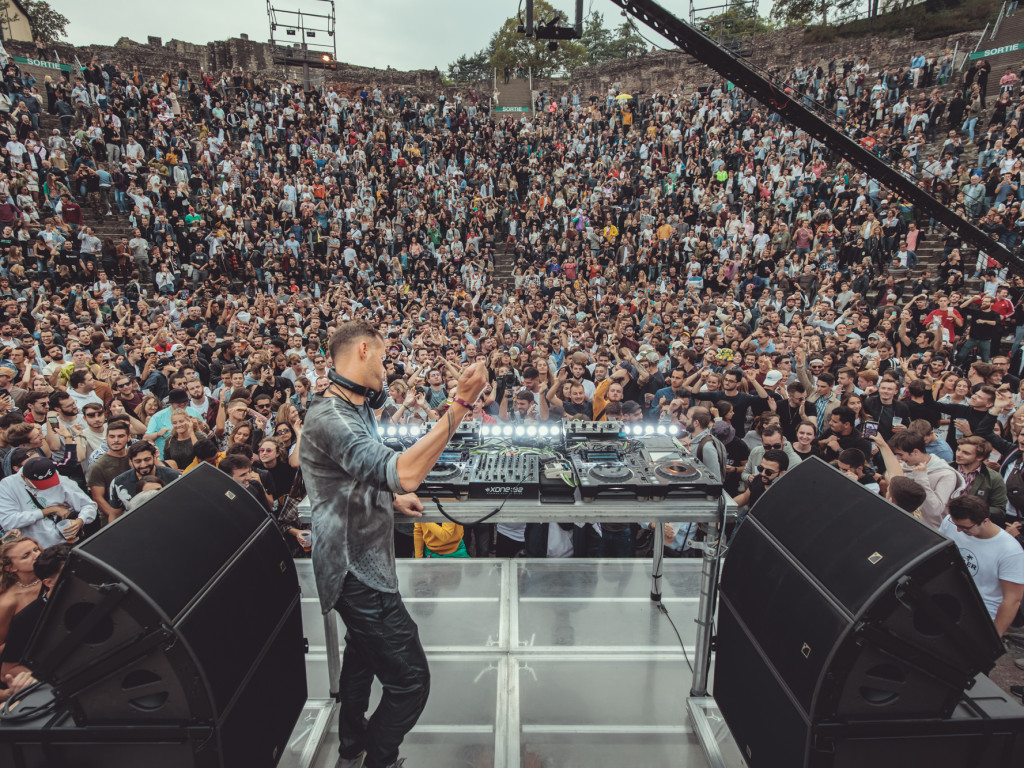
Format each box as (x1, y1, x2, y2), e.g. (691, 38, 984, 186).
(863, 422, 879, 439)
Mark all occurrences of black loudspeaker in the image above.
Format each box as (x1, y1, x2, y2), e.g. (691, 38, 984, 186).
(18, 463, 306, 768)
(715, 457, 1011, 768)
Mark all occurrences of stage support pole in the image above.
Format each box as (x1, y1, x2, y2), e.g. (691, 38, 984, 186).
(650, 520, 665, 602)
(690, 518, 721, 696)
(325, 613, 342, 701)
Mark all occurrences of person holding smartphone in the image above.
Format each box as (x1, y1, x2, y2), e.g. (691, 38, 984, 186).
(862, 377, 911, 441)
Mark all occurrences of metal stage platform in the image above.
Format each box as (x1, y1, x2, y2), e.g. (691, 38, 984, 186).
(278, 558, 745, 768)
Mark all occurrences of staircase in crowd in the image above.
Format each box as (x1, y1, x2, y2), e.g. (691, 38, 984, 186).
(492, 242, 516, 288)
(979, 10, 1024, 99)
(491, 75, 533, 120)
(37, 110, 135, 250)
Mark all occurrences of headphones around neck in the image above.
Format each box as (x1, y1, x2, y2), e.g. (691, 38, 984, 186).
(326, 369, 389, 410)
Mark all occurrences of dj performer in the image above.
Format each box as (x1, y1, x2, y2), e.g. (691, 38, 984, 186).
(300, 320, 487, 768)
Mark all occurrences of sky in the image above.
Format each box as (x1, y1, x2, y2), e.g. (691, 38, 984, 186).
(48, 0, 703, 72)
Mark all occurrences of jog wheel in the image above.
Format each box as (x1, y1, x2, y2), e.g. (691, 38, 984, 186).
(654, 461, 699, 481)
(590, 464, 634, 483)
(426, 462, 460, 481)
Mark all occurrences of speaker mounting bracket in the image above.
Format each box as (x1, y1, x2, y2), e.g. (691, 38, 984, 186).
(26, 581, 130, 680)
(51, 625, 177, 708)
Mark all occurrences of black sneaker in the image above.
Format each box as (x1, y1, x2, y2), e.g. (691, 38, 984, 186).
(335, 753, 365, 768)
(1010, 685, 1024, 705)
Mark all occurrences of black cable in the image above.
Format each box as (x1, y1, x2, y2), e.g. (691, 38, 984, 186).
(0, 681, 58, 723)
(627, 18, 673, 53)
(657, 601, 694, 674)
(431, 480, 517, 527)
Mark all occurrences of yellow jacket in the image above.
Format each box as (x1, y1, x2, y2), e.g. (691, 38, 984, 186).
(413, 522, 464, 557)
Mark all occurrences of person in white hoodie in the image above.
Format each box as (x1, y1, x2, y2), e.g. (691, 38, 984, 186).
(884, 431, 962, 528)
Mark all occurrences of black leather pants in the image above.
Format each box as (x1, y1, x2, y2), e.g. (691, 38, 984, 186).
(334, 573, 430, 768)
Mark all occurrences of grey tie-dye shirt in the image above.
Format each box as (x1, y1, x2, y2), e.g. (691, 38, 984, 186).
(300, 395, 406, 613)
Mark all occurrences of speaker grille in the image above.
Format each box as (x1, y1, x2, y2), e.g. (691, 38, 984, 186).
(715, 459, 1006, 767)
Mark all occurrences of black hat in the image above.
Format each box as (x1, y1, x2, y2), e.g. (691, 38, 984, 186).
(168, 388, 189, 404)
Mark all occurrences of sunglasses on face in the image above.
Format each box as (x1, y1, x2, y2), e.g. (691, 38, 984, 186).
(757, 465, 778, 477)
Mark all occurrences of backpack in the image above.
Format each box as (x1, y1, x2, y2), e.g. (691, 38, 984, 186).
(1006, 457, 1024, 514)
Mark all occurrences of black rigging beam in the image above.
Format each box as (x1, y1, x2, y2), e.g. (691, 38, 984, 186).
(604, 0, 1019, 276)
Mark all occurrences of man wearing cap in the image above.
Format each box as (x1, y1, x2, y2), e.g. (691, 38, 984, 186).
(0, 456, 96, 546)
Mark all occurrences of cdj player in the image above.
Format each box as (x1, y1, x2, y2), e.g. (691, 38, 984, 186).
(570, 434, 721, 502)
(399, 418, 720, 503)
(419, 447, 473, 500)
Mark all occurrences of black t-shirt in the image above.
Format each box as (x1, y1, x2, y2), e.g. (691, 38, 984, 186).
(961, 305, 1003, 342)
(722, 439, 751, 497)
(745, 475, 770, 507)
(0, 592, 46, 670)
(564, 400, 594, 419)
(697, 391, 765, 437)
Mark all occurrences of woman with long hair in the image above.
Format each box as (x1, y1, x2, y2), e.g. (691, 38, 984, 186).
(0, 535, 43, 646)
(109, 398, 147, 436)
(274, 402, 303, 466)
(135, 395, 162, 425)
(933, 371, 959, 401)
(228, 421, 256, 454)
(290, 375, 314, 410)
(164, 410, 200, 470)
(936, 376, 971, 442)
(843, 393, 866, 431)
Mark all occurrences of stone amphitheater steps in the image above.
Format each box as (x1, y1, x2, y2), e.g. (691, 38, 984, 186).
(492, 77, 533, 119)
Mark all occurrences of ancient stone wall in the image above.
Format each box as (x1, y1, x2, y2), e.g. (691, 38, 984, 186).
(3, 34, 445, 96)
(4, 23, 984, 103)
(535, 27, 984, 98)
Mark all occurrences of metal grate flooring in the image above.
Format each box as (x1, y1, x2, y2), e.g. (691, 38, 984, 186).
(277, 559, 745, 768)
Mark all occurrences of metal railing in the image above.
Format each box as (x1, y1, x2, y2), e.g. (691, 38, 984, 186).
(991, 0, 1007, 40)
(963, 24, 991, 68)
(529, 66, 534, 118)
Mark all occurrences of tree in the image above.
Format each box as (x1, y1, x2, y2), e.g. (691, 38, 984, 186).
(580, 10, 617, 61)
(23, 1, 68, 43)
(607, 20, 648, 59)
(579, 10, 647, 65)
(448, 44, 494, 84)
(696, 8, 776, 43)
(488, 0, 587, 78)
(770, 0, 860, 25)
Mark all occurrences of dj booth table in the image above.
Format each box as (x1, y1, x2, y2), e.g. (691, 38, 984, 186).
(293, 496, 740, 768)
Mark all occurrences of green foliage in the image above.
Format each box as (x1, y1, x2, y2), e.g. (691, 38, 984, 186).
(479, 5, 655, 76)
(448, 43, 494, 83)
(608, 20, 647, 59)
(802, 0, 997, 42)
(770, 0, 859, 26)
(696, 7, 778, 43)
(489, 0, 586, 78)
(579, 10, 617, 60)
(23, 0, 68, 43)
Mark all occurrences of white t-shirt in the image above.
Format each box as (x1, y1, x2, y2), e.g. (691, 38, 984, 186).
(939, 517, 1024, 620)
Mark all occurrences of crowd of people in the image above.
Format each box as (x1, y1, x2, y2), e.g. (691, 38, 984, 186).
(0, 35, 1022, 706)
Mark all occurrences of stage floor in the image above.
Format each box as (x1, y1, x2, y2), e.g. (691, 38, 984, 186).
(279, 559, 745, 768)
